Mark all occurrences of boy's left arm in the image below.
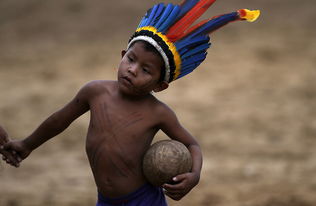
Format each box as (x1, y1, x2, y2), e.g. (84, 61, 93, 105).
(159, 106, 203, 201)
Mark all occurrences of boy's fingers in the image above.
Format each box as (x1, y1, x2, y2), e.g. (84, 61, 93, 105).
(3, 142, 11, 150)
(163, 183, 182, 192)
(173, 173, 188, 182)
(5, 157, 19, 167)
(5, 159, 18, 167)
(10, 161, 19, 167)
(17, 156, 22, 162)
(1, 149, 19, 167)
(2, 142, 15, 153)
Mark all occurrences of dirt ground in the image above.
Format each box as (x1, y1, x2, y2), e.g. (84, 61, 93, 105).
(0, 0, 316, 205)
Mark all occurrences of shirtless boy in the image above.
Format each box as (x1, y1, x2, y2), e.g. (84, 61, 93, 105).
(1, 40, 202, 204)
(0, 1, 259, 205)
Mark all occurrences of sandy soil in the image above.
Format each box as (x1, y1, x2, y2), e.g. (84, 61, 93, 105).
(1, 0, 316, 205)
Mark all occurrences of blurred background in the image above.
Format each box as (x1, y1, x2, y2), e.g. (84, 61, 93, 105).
(0, 0, 316, 205)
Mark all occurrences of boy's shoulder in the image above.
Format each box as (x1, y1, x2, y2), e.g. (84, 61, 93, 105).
(85, 80, 117, 91)
(146, 96, 179, 127)
(83, 80, 114, 90)
(149, 95, 175, 117)
(79, 80, 116, 99)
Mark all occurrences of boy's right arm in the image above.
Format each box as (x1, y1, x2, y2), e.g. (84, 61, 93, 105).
(3, 82, 95, 162)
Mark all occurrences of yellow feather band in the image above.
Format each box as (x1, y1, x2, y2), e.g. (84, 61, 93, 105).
(136, 26, 182, 81)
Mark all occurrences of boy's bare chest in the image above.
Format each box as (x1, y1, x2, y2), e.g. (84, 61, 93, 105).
(89, 98, 157, 137)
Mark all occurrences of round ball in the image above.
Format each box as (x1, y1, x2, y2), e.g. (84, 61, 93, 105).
(143, 140, 192, 186)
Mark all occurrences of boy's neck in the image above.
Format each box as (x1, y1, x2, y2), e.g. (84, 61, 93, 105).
(115, 83, 153, 102)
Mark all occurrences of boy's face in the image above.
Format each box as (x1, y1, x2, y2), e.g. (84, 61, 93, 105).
(118, 41, 168, 96)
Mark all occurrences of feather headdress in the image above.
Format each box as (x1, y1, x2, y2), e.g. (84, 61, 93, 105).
(128, 0, 260, 83)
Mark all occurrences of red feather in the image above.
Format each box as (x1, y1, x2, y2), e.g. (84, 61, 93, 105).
(166, 0, 216, 42)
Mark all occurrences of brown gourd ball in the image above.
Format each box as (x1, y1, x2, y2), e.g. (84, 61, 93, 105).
(143, 140, 192, 186)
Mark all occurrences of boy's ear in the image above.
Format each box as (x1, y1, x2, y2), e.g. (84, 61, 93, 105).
(153, 81, 169, 93)
(121, 50, 127, 58)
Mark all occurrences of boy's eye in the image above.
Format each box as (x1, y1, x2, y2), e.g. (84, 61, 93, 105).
(143, 68, 150, 74)
(128, 56, 134, 62)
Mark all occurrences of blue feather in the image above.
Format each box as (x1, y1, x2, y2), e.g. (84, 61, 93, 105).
(178, 61, 202, 78)
(137, 16, 147, 28)
(159, 5, 181, 32)
(177, 71, 190, 79)
(178, 43, 208, 56)
(175, 0, 199, 21)
(182, 43, 210, 59)
(181, 59, 204, 72)
(178, 68, 195, 78)
(143, 4, 159, 27)
(182, 52, 206, 67)
(178, 60, 205, 78)
(188, 12, 239, 38)
(178, 52, 207, 79)
(154, 3, 174, 29)
(138, 7, 153, 28)
(148, 3, 165, 26)
(176, 35, 209, 54)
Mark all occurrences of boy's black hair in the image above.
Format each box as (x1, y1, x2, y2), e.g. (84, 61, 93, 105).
(128, 40, 166, 83)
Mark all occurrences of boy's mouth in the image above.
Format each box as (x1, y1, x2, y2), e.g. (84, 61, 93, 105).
(122, 76, 133, 86)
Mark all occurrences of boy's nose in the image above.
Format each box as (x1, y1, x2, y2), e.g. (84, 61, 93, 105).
(128, 65, 138, 76)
